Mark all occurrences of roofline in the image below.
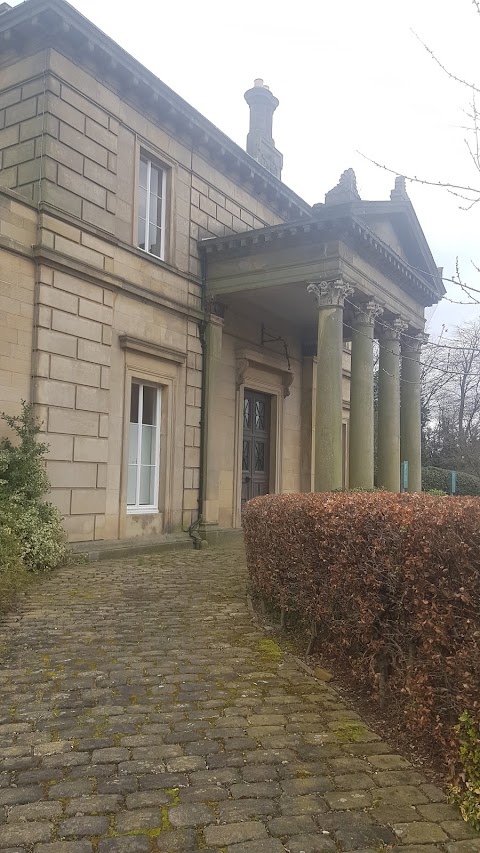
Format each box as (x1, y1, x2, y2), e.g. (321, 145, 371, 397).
(353, 198, 443, 286)
(0, 0, 311, 220)
(199, 208, 444, 305)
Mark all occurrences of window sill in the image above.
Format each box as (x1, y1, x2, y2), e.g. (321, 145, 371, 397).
(127, 507, 159, 515)
(136, 246, 166, 265)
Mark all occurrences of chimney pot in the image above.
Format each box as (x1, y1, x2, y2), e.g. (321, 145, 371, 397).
(244, 80, 283, 179)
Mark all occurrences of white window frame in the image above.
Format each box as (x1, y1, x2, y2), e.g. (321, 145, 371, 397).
(137, 154, 167, 261)
(127, 381, 162, 514)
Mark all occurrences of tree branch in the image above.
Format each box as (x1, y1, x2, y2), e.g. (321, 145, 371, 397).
(356, 151, 480, 196)
(412, 29, 480, 95)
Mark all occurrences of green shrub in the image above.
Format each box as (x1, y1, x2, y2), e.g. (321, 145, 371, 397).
(3, 496, 66, 573)
(422, 466, 480, 496)
(450, 712, 480, 830)
(0, 403, 67, 594)
(0, 499, 30, 615)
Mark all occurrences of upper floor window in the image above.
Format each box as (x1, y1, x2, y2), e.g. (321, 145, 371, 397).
(138, 155, 165, 260)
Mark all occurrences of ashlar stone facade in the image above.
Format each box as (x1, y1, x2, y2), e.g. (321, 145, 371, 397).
(0, 0, 444, 547)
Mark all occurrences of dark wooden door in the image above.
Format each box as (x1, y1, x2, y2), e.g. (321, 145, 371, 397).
(241, 390, 270, 511)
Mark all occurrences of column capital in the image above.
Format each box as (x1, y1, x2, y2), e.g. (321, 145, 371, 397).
(353, 300, 384, 327)
(379, 317, 408, 342)
(402, 331, 428, 354)
(307, 278, 354, 309)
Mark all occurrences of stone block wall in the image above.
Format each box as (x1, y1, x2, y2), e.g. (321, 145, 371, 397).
(188, 153, 283, 279)
(41, 82, 118, 235)
(0, 54, 120, 225)
(0, 193, 37, 418)
(33, 265, 113, 542)
(183, 319, 202, 529)
(0, 57, 52, 201)
(32, 260, 191, 543)
(1, 49, 284, 283)
(0, 45, 295, 542)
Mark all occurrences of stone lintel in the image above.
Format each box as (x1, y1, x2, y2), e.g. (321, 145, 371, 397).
(119, 334, 186, 364)
(32, 245, 203, 322)
(235, 347, 293, 397)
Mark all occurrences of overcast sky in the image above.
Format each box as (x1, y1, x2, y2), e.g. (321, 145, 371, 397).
(11, 0, 480, 335)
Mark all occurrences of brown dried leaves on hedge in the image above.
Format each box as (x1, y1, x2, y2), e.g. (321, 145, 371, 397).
(243, 492, 480, 772)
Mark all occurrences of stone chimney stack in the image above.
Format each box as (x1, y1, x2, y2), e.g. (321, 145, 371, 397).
(0, 3, 12, 14)
(244, 79, 283, 180)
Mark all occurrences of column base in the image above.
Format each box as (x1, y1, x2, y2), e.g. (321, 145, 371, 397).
(198, 520, 219, 543)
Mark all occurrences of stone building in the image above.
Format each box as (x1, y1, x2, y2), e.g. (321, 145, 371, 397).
(0, 0, 444, 547)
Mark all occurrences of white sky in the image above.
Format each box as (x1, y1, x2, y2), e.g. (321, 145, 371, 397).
(11, 0, 480, 335)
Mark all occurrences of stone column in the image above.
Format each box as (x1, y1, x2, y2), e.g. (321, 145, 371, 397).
(300, 356, 316, 492)
(401, 333, 425, 493)
(307, 279, 353, 491)
(201, 311, 224, 531)
(349, 301, 383, 490)
(377, 319, 407, 492)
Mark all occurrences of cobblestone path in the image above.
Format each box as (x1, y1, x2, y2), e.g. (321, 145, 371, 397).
(0, 542, 479, 853)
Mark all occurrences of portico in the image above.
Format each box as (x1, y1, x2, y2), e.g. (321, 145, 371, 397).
(299, 277, 425, 496)
(199, 170, 444, 527)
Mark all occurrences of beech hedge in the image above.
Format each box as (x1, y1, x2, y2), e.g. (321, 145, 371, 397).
(243, 491, 480, 769)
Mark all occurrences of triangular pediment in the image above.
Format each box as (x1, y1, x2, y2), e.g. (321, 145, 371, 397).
(321, 172, 444, 300)
(354, 200, 440, 291)
(359, 213, 410, 262)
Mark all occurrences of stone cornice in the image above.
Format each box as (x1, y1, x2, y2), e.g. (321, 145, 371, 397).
(32, 245, 204, 321)
(2, 191, 202, 290)
(200, 210, 442, 307)
(0, 233, 34, 260)
(35, 202, 203, 288)
(119, 335, 186, 364)
(235, 347, 294, 397)
(0, 186, 37, 211)
(0, 0, 311, 222)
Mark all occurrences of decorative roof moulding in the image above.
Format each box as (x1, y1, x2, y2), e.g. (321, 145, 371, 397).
(199, 212, 442, 307)
(325, 168, 361, 205)
(0, 0, 310, 221)
(390, 175, 409, 201)
(1, 2, 444, 307)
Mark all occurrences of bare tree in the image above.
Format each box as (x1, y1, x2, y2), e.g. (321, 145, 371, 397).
(422, 321, 480, 475)
(364, 2, 480, 209)
(361, 2, 480, 306)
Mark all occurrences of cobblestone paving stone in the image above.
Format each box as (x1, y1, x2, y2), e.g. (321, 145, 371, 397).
(0, 541, 479, 853)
